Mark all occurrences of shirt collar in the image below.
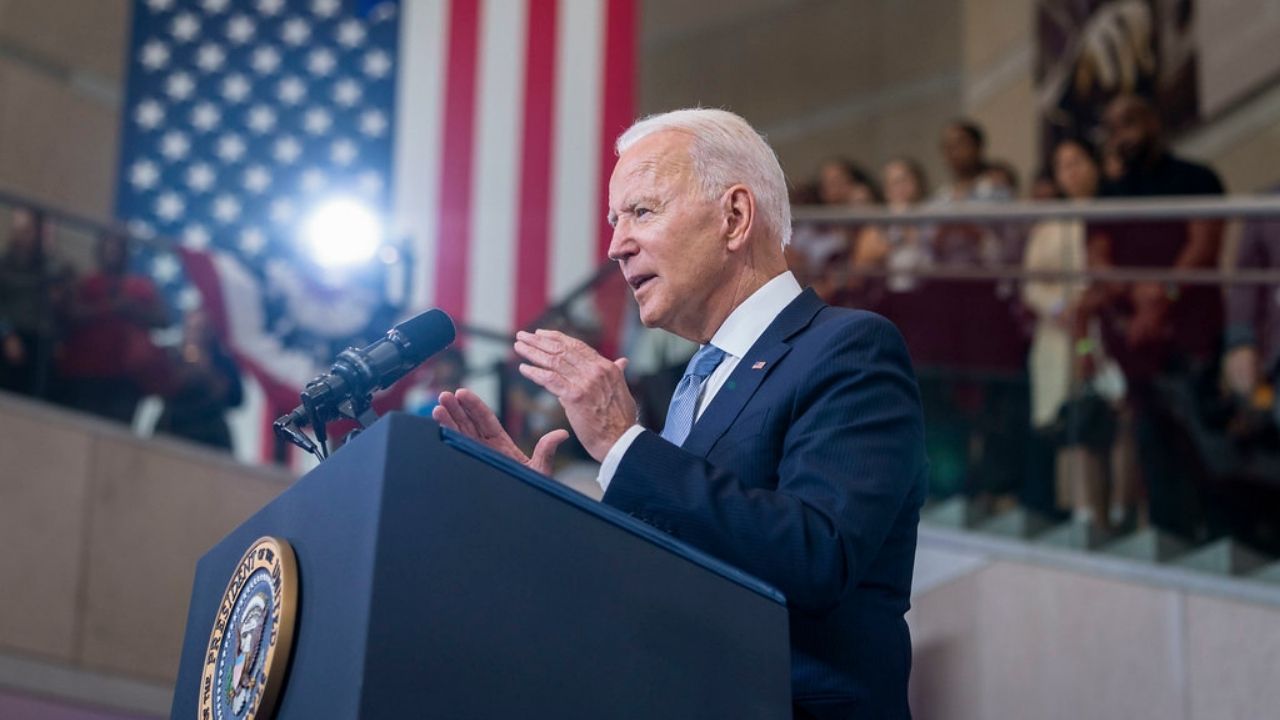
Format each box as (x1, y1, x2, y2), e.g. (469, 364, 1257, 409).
(708, 271, 803, 358)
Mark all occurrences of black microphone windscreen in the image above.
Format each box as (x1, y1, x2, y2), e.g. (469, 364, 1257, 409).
(394, 309, 456, 362)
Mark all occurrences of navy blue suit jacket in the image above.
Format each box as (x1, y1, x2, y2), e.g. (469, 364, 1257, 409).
(604, 289, 927, 719)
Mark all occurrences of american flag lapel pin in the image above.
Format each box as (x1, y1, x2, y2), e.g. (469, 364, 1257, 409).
(751, 360, 767, 370)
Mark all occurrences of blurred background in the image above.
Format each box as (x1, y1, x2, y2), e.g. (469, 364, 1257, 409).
(2, 1, 1280, 718)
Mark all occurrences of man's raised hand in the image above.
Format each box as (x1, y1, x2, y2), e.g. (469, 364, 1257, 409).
(513, 329, 636, 461)
(431, 388, 568, 475)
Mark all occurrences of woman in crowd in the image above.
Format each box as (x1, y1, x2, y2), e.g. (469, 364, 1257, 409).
(805, 158, 882, 300)
(850, 157, 931, 296)
(1023, 137, 1129, 528)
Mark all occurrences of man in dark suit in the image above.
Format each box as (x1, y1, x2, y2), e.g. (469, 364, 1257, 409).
(434, 109, 927, 719)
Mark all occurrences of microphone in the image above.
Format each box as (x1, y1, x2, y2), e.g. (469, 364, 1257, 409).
(281, 308, 455, 429)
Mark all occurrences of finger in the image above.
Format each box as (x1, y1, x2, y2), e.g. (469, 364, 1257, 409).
(514, 339, 562, 371)
(518, 329, 565, 353)
(431, 404, 460, 432)
(525, 330, 604, 372)
(529, 429, 570, 474)
(614, 357, 629, 373)
(439, 390, 481, 438)
(454, 389, 507, 440)
(518, 362, 571, 397)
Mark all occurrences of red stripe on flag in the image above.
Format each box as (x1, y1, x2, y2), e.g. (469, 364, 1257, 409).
(514, 0, 559, 328)
(596, 0, 636, 260)
(594, 0, 636, 357)
(434, 0, 482, 321)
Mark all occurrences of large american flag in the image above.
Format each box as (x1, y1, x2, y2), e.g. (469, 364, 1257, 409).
(115, 0, 636, 462)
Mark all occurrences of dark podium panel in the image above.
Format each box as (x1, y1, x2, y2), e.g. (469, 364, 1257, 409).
(171, 413, 791, 719)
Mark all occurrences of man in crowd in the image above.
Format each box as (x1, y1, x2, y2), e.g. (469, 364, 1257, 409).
(434, 109, 927, 719)
(1084, 93, 1226, 537)
(57, 229, 168, 424)
(0, 208, 73, 397)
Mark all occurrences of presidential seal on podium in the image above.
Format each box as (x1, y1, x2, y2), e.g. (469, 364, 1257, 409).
(198, 536, 298, 720)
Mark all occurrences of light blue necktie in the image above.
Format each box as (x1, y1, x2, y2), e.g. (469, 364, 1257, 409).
(660, 344, 726, 446)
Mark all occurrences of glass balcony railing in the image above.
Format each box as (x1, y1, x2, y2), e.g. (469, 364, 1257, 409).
(5, 189, 1280, 580)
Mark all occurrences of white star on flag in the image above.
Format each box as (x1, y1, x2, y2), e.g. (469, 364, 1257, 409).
(239, 227, 268, 255)
(140, 41, 170, 71)
(215, 133, 246, 163)
(127, 219, 156, 240)
(303, 107, 332, 135)
(165, 71, 196, 101)
(336, 19, 366, 48)
(277, 75, 306, 105)
(333, 78, 362, 107)
(160, 130, 191, 161)
(307, 48, 336, 77)
(146, 0, 174, 13)
(152, 253, 182, 283)
(362, 49, 391, 79)
(330, 138, 358, 166)
(155, 192, 186, 221)
(182, 224, 211, 250)
(170, 13, 200, 42)
(251, 46, 281, 75)
(134, 99, 165, 129)
(212, 194, 242, 223)
(311, 0, 340, 19)
(195, 42, 226, 73)
(186, 163, 216, 192)
(273, 135, 302, 164)
(221, 73, 251, 103)
(281, 17, 311, 46)
(244, 165, 273, 193)
(190, 102, 221, 132)
(129, 160, 160, 190)
(247, 104, 278, 134)
(200, 0, 229, 14)
(177, 286, 203, 311)
(226, 14, 256, 44)
(257, 0, 286, 17)
(358, 109, 387, 138)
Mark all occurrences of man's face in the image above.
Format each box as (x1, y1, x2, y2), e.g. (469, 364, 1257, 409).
(941, 126, 981, 178)
(1103, 98, 1157, 166)
(607, 131, 731, 340)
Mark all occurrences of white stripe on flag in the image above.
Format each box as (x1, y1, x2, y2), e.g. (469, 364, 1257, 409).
(466, 0, 529, 402)
(550, 0, 606, 300)
(393, 0, 450, 312)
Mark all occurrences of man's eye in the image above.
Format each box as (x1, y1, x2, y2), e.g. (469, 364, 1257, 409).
(634, 207, 651, 218)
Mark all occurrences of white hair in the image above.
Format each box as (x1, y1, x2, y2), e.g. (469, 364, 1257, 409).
(616, 108, 792, 246)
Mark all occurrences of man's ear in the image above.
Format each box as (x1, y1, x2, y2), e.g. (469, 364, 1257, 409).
(722, 184, 756, 251)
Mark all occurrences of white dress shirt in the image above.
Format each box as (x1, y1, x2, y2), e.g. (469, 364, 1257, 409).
(596, 271, 803, 493)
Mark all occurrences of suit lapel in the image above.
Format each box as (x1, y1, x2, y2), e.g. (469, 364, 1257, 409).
(682, 289, 826, 457)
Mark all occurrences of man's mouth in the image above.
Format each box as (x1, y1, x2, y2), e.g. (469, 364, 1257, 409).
(627, 273, 656, 291)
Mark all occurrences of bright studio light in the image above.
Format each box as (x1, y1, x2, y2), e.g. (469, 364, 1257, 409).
(300, 198, 384, 268)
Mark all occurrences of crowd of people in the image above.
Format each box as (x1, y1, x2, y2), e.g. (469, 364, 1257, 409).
(0, 208, 242, 451)
(787, 94, 1280, 549)
(3, 92, 1278, 548)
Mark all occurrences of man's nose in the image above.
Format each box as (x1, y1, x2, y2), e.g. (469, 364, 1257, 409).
(607, 225, 637, 262)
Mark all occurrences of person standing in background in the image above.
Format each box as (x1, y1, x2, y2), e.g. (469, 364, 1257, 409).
(155, 309, 243, 451)
(57, 230, 169, 425)
(0, 208, 73, 399)
(1086, 93, 1226, 538)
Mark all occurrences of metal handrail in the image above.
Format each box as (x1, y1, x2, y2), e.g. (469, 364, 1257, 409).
(792, 195, 1280, 224)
